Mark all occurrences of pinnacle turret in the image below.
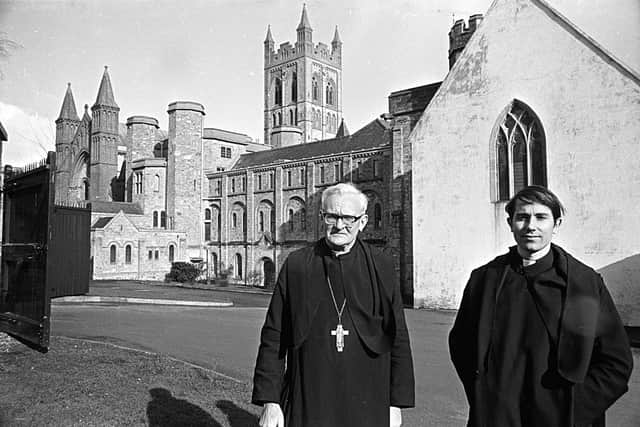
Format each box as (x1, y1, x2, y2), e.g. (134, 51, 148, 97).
(336, 118, 349, 137)
(57, 83, 79, 122)
(332, 26, 342, 45)
(93, 66, 118, 108)
(264, 25, 274, 44)
(82, 104, 91, 123)
(297, 4, 312, 31)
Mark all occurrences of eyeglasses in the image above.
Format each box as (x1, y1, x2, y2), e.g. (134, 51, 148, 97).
(321, 212, 364, 226)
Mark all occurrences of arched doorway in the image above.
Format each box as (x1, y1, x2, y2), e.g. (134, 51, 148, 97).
(262, 258, 275, 288)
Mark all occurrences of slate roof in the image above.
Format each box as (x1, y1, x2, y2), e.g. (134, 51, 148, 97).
(233, 118, 390, 170)
(91, 201, 144, 215)
(91, 216, 114, 229)
(203, 128, 253, 144)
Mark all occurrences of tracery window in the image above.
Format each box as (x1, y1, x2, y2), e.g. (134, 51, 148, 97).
(312, 77, 319, 102)
(326, 81, 334, 106)
(495, 101, 547, 201)
(275, 77, 282, 105)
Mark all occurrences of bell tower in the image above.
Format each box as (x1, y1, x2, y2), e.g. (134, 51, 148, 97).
(263, 5, 343, 147)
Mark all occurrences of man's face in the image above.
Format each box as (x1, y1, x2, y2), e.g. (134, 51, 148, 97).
(508, 200, 561, 257)
(322, 193, 368, 250)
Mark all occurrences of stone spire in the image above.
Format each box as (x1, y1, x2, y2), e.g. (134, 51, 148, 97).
(297, 4, 312, 31)
(336, 118, 349, 137)
(296, 4, 313, 45)
(82, 104, 91, 122)
(57, 83, 79, 121)
(264, 25, 274, 44)
(332, 26, 342, 45)
(93, 66, 118, 108)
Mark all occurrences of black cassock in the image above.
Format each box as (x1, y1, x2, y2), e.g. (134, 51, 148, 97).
(252, 239, 414, 427)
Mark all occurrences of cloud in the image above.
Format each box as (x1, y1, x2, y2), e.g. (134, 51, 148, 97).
(0, 102, 55, 167)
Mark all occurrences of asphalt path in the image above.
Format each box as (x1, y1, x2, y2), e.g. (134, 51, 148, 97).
(51, 298, 639, 426)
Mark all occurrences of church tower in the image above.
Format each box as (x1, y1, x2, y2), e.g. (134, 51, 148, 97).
(54, 83, 80, 203)
(90, 66, 120, 201)
(263, 5, 343, 147)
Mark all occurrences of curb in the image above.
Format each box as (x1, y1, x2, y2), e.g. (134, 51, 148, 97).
(53, 296, 233, 307)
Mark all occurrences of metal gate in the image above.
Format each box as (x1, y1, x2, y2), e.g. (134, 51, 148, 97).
(0, 152, 90, 352)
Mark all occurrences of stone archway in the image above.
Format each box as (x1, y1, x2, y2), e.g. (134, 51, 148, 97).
(262, 257, 275, 288)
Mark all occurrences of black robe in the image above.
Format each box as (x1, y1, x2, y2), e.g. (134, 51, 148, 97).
(252, 239, 414, 427)
(449, 244, 633, 427)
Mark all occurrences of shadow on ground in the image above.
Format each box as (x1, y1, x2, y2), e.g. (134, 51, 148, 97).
(147, 388, 259, 427)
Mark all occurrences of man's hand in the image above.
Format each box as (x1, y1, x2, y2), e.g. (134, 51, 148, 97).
(390, 406, 402, 427)
(259, 402, 284, 427)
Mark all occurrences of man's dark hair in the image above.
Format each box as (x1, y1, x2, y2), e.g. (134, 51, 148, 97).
(505, 185, 565, 220)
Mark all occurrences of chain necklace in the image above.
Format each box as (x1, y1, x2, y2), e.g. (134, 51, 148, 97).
(326, 275, 349, 352)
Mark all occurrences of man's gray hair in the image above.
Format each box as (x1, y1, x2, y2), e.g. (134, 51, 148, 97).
(321, 182, 368, 213)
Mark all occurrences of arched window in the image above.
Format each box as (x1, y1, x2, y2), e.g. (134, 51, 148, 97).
(289, 208, 294, 231)
(235, 253, 243, 279)
(110, 245, 117, 264)
(272, 113, 277, 126)
(312, 76, 319, 101)
(154, 174, 160, 192)
(326, 81, 334, 105)
(494, 101, 547, 201)
(275, 77, 282, 105)
(125, 245, 132, 264)
(169, 244, 175, 262)
(153, 211, 158, 228)
(291, 71, 297, 102)
(232, 212, 238, 228)
(242, 211, 247, 236)
(374, 203, 382, 229)
(300, 208, 307, 231)
(277, 112, 282, 126)
(204, 208, 211, 241)
(289, 110, 294, 125)
(83, 180, 89, 200)
(259, 211, 265, 232)
(160, 211, 167, 229)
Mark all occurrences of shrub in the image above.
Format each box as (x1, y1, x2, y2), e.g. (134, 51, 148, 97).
(165, 262, 200, 283)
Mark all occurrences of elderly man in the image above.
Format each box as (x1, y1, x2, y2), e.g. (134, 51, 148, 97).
(252, 182, 414, 427)
(449, 185, 633, 427)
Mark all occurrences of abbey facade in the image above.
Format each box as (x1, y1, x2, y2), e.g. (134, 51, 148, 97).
(53, 6, 478, 304)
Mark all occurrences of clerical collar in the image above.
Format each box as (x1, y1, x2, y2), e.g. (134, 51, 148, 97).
(324, 238, 357, 258)
(518, 244, 551, 266)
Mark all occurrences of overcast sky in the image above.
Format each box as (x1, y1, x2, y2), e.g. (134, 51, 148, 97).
(0, 0, 638, 166)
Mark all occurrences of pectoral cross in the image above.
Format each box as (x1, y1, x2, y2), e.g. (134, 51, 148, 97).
(331, 323, 349, 352)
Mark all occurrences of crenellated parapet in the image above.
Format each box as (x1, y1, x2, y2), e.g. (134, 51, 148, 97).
(266, 40, 341, 68)
(448, 14, 483, 69)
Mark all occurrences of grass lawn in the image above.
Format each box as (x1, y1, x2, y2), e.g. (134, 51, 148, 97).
(0, 334, 260, 426)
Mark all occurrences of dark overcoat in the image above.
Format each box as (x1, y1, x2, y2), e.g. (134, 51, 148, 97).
(449, 244, 633, 427)
(252, 238, 415, 412)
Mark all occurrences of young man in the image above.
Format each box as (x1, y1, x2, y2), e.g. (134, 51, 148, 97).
(449, 185, 633, 427)
(252, 182, 414, 427)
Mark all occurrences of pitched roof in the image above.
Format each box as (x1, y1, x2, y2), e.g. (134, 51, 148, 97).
(91, 216, 114, 229)
(93, 66, 119, 108)
(233, 118, 390, 169)
(58, 83, 79, 121)
(203, 128, 252, 144)
(91, 201, 143, 215)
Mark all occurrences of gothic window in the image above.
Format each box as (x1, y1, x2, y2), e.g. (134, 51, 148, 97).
(495, 101, 547, 201)
(334, 163, 341, 181)
(374, 203, 382, 229)
(312, 76, 319, 102)
(232, 212, 238, 228)
(289, 209, 294, 231)
(289, 110, 294, 125)
(169, 244, 175, 262)
(125, 245, 132, 264)
(161, 211, 167, 229)
(259, 211, 265, 232)
(153, 211, 158, 228)
(287, 170, 292, 187)
(83, 180, 89, 200)
(275, 77, 282, 105)
(154, 174, 160, 192)
(300, 208, 307, 231)
(291, 71, 297, 102)
(231, 178, 236, 193)
(272, 113, 277, 126)
(326, 81, 334, 106)
(300, 168, 305, 185)
(110, 245, 117, 264)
